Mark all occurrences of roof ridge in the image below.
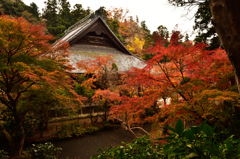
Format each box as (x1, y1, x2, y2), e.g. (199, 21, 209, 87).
(65, 14, 92, 34)
(64, 7, 106, 35)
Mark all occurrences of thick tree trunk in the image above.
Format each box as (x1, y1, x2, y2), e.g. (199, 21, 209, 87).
(209, 0, 240, 93)
(10, 125, 25, 157)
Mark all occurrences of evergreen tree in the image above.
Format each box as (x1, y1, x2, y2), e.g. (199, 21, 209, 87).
(0, 0, 39, 23)
(28, 2, 40, 20)
(167, 0, 220, 50)
(185, 33, 189, 41)
(157, 25, 169, 39)
(85, 7, 91, 15)
(136, 15, 139, 23)
(141, 21, 151, 39)
(141, 21, 149, 32)
(129, 16, 133, 22)
(97, 7, 123, 42)
(193, 0, 220, 50)
(42, 0, 63, 39)
(59, 0, 71, 29)
(109, 19, 123, 42)
(71, 4, 88, 24)
(0, 0, 24, 17)
(42, 0, 91, 39)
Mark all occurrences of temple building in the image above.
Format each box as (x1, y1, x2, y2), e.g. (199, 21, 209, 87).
(56, 7, 145, 73)
(52, 8, 145, 117)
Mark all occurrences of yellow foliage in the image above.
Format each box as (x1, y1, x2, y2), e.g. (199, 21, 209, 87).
(127, 37, 145, 54)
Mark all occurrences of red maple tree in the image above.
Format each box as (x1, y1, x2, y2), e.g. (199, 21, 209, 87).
(111, 31, 237, 130)
(0, 15, 83, 157)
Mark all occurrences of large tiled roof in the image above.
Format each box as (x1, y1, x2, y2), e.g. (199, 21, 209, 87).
(56, 8, 145, 73)
(69, 44, 145, 73)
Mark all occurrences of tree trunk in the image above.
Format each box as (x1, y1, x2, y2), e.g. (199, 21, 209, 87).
(40, 112, 43, 138)
(209, 0, 240, 93)
(104, 109, 107, 122)
(89, 102, 93, 125)
(0, 122, 12, 143)
(10, 125, 25, 157)
(40, 121, 43, 138)
(103, 101, 107, 122)
(0, 122, 14, 154)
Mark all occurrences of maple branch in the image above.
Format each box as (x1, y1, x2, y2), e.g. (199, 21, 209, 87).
(15, 82, 35, 102)
(19, 82, 35, 94)
(2, 70, 15, 96)
(12, 77, 28, 86)
(157, 62, 175, 87)
(0, 44, 9, 55)
(156, 61, 188, 101)
(173, 60, 194, 99)
(0, 97, 12, 110)
(16, 77, 29, 94)
(131, 127, 149, 135)
(5, 92, 15, 110)
(10, 33, 28, 57)
(1, 71, 8, 86)
(113, 117, 149, 138)
(173, 60, 194, 100)
(173, 60, 185, 81)
(21, 38, 46, 56)
(7, 69, 17, 90)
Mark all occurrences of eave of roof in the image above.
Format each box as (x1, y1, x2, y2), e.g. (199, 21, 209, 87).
(68, 44, 146, 73)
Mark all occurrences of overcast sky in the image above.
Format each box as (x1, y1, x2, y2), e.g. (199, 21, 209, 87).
(22, 0, 197, 39)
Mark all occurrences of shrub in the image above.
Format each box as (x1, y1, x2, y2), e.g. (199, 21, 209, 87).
(56, 124, 101, 139)
(0, 150, 8, 159)
(28, 142, 62, 159)
(91, 136, 162, 159)
(87, 125, 100, 133)
(158, 119, 240, 159)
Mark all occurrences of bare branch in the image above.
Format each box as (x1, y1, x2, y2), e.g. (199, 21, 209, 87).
(113, 117, 149, 138)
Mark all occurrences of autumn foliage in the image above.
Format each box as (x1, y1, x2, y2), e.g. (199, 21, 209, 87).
(77, 55, 120, 121)
(110, 31, 237, 130)
(107, 8, 148, 57)
(76, 30, 237, 132)
(0, 15, 83, 156)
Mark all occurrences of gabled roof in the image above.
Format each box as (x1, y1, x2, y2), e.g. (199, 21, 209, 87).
(56, 8, 145, 73)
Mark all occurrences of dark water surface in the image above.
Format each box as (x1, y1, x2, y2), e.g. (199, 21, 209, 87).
(53, 126, 138, 159)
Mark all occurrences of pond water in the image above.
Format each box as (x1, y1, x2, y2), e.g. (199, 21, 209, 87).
(53, 125, 151, 159)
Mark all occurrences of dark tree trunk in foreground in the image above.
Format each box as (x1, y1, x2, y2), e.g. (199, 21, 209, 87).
(11, 125, 25, 157)
(209, 0, 240, 93)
